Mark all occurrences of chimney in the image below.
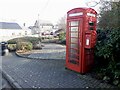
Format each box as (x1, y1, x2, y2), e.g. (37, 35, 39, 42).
(23, 23, 26, 27)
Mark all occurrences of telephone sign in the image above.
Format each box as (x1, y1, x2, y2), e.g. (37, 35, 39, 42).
(65, 8, 97, 74)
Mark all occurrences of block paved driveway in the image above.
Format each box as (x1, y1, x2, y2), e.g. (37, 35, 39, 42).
(1, 46, 115, 88)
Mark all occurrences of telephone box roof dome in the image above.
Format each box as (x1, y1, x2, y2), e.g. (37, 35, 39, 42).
(67, 7, 97, 14)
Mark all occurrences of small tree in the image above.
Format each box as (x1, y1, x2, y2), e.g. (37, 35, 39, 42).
(98, 1, 120, 29)
(57, 15, 66, 32)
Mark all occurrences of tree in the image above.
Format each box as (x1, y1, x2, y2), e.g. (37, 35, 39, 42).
(94, 0, 120, 86)
(57, 15, 66, 31)
(98, 0, 120, 29)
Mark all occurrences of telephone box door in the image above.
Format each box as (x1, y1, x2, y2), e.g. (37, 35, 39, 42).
(66, 19, 83, 72)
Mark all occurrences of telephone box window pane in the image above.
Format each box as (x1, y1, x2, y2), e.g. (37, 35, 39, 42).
(69, 59, 78, 65)
(70, 54, 78, 59)
(71, 32, 78, 37)
(70, 49, 78, 54)
(70, 43, 78, 49)
(70, 21, 79, 26)
(71, 27, 78, 31)
(71, 38, 78, 42)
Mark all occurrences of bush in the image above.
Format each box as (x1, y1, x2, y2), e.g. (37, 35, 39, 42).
(16, 42, 33, 52)
(59, 32, 66, 41)
(23, 37, 42, 44)
(8, 44, 16, 51)
(7, 39, 18, 44)
(7, 37, 42, 50)
(8, 37, 42, 44)
(94, 28, 120, 86)
(33, 41, 42, 49)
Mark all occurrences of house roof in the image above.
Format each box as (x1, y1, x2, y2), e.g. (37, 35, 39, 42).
(0, 22, 22, 29)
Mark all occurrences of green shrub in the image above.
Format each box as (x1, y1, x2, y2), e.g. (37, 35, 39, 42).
(95, 29, 120, 64)
(8, 44, 16, 51)
(7, 37, 42, 44)
(94, 28, 120, 86)
(7, 37, 42, 50)
(7, 39, 18, 44)
(16, 42, 33, 51)
(59, 32, 66, 41)
(33, 41, 42, 49)
(22, 37, 42, 44)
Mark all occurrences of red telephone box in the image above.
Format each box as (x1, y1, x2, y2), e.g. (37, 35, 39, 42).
(66, 8, 97, 74)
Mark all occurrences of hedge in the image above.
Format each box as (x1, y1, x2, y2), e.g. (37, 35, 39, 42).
(94, 28, 120, 86)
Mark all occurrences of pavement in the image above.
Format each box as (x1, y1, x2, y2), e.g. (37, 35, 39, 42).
(0, 46, 13, 89)
(0, 71, 13, 89)
(1, 43, 118, 88)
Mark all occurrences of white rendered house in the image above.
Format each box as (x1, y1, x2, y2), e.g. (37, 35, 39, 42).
(0, 22, 31, 41)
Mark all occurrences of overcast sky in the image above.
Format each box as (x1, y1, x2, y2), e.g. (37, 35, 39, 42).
(0, 0, 101, 27)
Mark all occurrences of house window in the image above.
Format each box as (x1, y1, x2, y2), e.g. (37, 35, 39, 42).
(12, 33, 15, 35)
(25, 31, 27, 35)
(19, 33, 21, 35)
